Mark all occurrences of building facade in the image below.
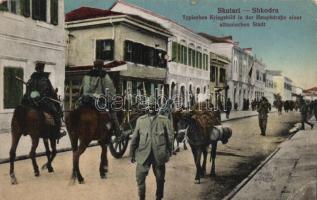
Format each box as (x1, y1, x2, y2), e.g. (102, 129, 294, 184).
(0, 0, 65, 131)
(270, 71, 293, 101)
(65, 7, 172, 109)
(264, 70, 275, 104)
(111, 1, 211, 107)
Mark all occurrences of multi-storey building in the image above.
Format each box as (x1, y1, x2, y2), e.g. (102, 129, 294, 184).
(205, 35, 264, 110)
(269, 70, 293, 101)
(0, 0, 65, 131)
(264, 70, 275, 104)
(65, 7, 172, 109)
(110, 1, 211, 107)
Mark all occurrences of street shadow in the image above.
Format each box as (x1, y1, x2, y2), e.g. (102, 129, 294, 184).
(217, 151, 247, 158)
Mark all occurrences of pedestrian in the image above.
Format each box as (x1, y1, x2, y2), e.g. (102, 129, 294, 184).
(257, 96, 270, 136)
(300, 98, 314, 130)
(225, 98, 232, 119)
(130, 96, 174, 200)
(314, 99, 317, 121)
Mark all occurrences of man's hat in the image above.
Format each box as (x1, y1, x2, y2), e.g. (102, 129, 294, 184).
(35, 62, 45, 71)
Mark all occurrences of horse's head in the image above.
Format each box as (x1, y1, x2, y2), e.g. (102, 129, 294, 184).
(220, 127, 232, 144)
(175, 111, 194, 143)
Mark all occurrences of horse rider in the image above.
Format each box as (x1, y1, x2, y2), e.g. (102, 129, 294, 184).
(299, 97, 314, 130)
(21, 61, 65, 139)
(78, 59, 122, 135)
(257, 96, 270, 136)
(130, 96, 174, 200)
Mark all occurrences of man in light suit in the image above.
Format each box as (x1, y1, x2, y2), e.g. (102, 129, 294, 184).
(130, 96, 174, 200)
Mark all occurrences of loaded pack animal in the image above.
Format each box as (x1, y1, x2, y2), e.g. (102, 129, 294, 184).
(65, 105, 119, 184)
(10, 104, 61, 185)
(173, 109, 232, 184)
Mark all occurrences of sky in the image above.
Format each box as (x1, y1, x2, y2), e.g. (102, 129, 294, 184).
(65, 0, 317, 89)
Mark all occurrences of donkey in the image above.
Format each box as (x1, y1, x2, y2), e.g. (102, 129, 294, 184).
(175, 110, 232, 184)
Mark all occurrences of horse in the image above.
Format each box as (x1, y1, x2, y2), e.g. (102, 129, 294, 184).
(9, 105, 60, 184)
(174, 110, 232, 184)
(65, 106, 114, 184)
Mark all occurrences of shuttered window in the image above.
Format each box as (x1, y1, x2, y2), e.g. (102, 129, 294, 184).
(32, 0, 46, 22)
(4, 67, 24, 109)
(172, 42, 177, 62)
(96, 40, 114, 61)
(50, 0, 58, 25)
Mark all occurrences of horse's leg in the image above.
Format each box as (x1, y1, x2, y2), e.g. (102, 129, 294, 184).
(99, 141, 108, 179)
(30, 136, 40, 177)
(48, 138, 57, 172)
(191, 145, 202, 184)
(183, 140, 188, 150)
(202, 146, 208, 177)
(42, 139, 51, 172)
(9, 132, 22, 185)
(72, 139, 89, 184)
(210, 142, 218, 177)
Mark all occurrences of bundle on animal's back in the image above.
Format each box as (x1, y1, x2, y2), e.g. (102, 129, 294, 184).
(191, 110, 221, 139)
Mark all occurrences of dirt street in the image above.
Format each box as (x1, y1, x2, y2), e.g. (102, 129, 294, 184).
(0, 112, 300, 200)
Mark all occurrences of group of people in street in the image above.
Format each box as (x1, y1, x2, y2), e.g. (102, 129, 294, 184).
(18, 59, 317, 200)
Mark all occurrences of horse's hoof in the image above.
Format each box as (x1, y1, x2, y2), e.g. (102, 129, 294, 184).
(184, 146, 188, 150)
(172, 151, 177, 155)
(48, 167, 54, 173)
(11, 178, 18, 185)
(100, 174, 107, 179)
(34, 171, 40, 177)
(194, 179, 200, 184)
(78, 179, 85, 184)
(175, 148, 180, 152)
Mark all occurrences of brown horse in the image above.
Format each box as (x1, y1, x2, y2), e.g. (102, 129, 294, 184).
(10, 105, 59, 184)
(65, 106, 114, 184)
(174, 110, 232, 184)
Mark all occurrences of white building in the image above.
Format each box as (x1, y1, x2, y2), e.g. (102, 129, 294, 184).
(110, 1, 211, 106)
(269, 71, 293, 101)
(65, 7, 172, 109)
(0, 0, 66, 131)
(264, 70, 275, 104)
(208, 37, 265, 110)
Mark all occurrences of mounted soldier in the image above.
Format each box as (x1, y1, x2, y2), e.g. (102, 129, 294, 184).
(78, 59, 121, 135)
(21, 61, 65, 139)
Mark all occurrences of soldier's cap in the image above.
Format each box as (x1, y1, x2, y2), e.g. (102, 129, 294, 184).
(93, 59, 104, 68)
(35, 62, 45, 71)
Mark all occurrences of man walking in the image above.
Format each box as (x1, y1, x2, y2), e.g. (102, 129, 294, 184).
(300, 98, 314, 130)
(225, 98, 232, 119)
(257, 97, 270, 136)
(130, 96, 174, 200)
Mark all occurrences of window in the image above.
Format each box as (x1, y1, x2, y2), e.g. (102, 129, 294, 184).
(263, 73, 266, 82)
(188, 48, 192, 66)
(256, 70, 260, 80)
(50, 0, 58, 25)
(124, 40, 166, 68)
(183, 46, 187, 65)
(96, 39, 114, 61)
(20, 0, 30, 17)
(220, 68, 226, 83)
(210, 66, 216, 82)
(4, 67, 24, 109)
(172, 42, 178, 62)
(192, 50, 196, 67)
(32, 0, 46, 22)
(124, 40, 133, 62)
